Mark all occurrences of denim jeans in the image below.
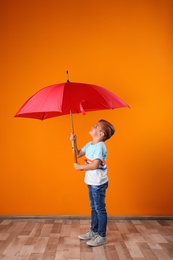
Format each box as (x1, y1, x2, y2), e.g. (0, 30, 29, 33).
(88, 182, 108, 237)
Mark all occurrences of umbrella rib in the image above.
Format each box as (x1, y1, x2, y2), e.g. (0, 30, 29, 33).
(91, 86, 112, 108)
(93, 85, 128, 108)
(41, 112, 46, 120)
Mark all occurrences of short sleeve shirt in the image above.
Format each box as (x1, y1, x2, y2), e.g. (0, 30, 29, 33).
(81, 141, 108, 185)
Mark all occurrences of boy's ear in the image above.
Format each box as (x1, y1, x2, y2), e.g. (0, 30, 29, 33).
(100, 131, 105, 140)
(100, 132, 104, 136)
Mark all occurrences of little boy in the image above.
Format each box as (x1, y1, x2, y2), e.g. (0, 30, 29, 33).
(70, 119, 115, 247)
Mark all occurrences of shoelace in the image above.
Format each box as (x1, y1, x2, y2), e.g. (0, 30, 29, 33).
(91, 233, 99, 241)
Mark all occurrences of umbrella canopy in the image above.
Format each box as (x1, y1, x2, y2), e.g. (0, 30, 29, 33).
(15, 82, 129, 120)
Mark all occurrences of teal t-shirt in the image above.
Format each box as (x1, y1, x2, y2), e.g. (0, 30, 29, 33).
(81, 141, 108, 185)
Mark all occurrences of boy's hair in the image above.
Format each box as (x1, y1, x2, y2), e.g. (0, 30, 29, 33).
(99, 119, 115, 141)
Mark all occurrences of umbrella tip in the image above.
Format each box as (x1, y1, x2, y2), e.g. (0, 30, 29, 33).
(66, 70, 70, 82)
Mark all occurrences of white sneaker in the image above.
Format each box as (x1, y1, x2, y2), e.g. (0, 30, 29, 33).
(86, 234, 106, 246)
(78, 229, 98, 240)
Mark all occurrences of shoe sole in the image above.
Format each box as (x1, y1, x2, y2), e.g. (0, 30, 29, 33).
(86, 241, 106, 247)
(78, 235, 91, 240)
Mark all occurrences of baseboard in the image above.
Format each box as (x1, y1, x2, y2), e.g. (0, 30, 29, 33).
(0, 215, 173, 220)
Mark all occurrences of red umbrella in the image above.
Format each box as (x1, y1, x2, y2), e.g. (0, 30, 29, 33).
(15, 71, 129, 162)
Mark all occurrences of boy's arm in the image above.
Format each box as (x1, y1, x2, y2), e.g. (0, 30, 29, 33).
(74, 159, 101, 171)
(72, 147, 85, 158)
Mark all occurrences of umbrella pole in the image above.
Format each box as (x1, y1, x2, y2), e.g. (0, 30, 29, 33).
(70, 111, 77, 163)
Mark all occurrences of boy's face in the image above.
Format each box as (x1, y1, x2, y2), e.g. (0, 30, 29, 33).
(89, 122, 105, 139)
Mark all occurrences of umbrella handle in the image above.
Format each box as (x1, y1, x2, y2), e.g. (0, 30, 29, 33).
(70, 111, 78, 163)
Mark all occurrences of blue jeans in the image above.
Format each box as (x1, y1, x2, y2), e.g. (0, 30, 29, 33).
(88, 182, 108, 237)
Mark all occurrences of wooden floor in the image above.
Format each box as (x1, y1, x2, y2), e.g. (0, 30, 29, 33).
(0, 218, 173, 260)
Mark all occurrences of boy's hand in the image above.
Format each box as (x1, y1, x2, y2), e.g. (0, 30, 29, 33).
(74, 163, 83, 171)
(70, 133, 76, 142)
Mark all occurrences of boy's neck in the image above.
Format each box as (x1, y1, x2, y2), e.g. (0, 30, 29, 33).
(92, 137, 103, 144)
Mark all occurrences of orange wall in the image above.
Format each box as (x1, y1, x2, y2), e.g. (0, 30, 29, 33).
(1, 0, 173, 216)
